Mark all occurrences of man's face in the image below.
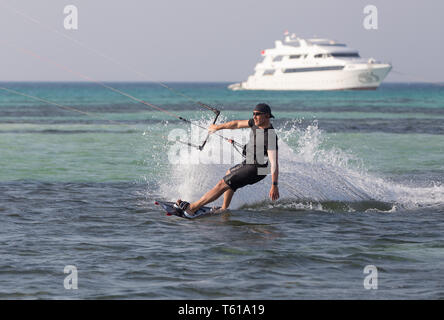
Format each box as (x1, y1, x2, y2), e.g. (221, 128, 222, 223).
(253, 111, 269, 126)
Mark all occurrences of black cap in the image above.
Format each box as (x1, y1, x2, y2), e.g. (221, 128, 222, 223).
(254, 103, 274, 118)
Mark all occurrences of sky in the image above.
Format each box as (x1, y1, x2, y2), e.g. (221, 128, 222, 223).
(0, 0, 443, 82)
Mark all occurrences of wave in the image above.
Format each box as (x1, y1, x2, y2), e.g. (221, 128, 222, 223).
(157, 117, 444, 210)
(238, 198, 396, 213)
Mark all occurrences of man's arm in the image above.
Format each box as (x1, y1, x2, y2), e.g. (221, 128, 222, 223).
(267, 149, 279, 201)
(209, 120, 250, 132)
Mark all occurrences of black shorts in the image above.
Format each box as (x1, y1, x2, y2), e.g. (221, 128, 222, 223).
(223, 163, 267, 192)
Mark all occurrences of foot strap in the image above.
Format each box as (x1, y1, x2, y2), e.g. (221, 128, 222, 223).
(173, 200, 191, 217)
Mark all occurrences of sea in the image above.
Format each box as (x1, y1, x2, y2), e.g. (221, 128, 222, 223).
(0, 82, 443, 299)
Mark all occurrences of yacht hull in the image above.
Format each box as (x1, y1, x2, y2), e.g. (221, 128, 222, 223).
(229, 64, 392, 91)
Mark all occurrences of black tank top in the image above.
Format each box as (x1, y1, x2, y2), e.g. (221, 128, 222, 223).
(242, 118, 278, 167)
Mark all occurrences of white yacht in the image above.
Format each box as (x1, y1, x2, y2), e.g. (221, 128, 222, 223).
(229, 32, 392, 91)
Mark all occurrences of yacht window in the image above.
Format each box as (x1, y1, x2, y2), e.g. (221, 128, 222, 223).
(331, 53, 360, 58)
(272, 55, 283, 62)
(319, 43, 347, 47)
(263, 69, 275, 76)
(315, 53, 334, 58)
(289, 55, 301, 59)
(283, 66, 345, 73)
(286, 41, 300, 47)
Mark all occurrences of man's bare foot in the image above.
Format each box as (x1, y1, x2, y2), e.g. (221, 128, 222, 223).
(212, 207, 229, 214)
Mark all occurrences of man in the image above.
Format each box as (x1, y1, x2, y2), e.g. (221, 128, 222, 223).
(175, 103, 279, 216)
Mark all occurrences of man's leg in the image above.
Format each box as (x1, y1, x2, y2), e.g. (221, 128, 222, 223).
(188, 179, 231, 213)
(222, 188, 234, 210)
(221, 168, 236, 210)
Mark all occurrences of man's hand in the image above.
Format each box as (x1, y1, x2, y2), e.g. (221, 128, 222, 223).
(208, 120, 250, 132)
(208, 124, 219, 133)
(269, 185, 279, 201)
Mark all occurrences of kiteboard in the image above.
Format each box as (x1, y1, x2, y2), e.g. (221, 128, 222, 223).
(155, 200, 219, 219)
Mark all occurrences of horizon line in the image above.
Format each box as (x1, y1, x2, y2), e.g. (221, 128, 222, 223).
(0, 80, 443, 85)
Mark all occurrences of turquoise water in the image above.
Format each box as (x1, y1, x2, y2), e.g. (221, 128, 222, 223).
(0, 82, 443, 299)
